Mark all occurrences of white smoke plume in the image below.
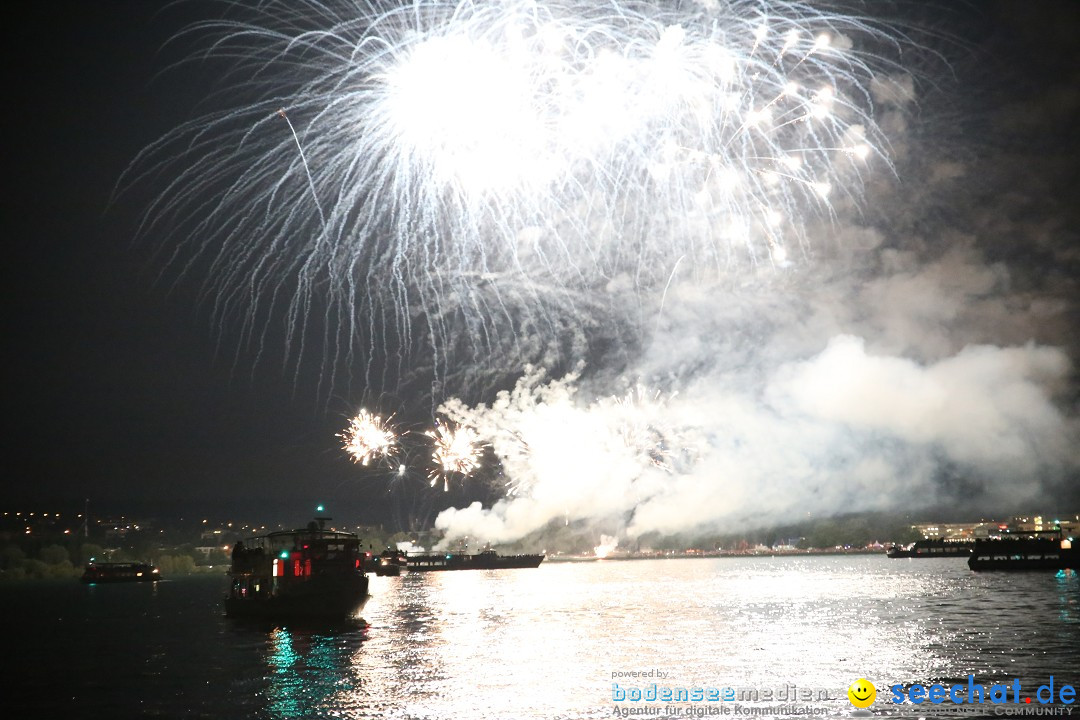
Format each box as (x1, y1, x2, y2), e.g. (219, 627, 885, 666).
(435, 336, 1074, 543)
(432, 13, 1080, 544)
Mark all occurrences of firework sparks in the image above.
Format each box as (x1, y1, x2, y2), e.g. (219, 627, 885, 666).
(127, 0, 901, 394)
(435, 371, 696, 508)
(613, 385, 681, 473)
(426, 419, 483, 491)
(339, 410, 399, 466)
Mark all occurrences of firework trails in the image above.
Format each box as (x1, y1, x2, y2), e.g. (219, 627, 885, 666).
(130, 0, 895, 392)
(138, 2, 1077, 543)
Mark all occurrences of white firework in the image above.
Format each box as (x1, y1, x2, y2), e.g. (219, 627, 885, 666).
(437, 371, 695, 501)
(426, 419, 484, 491)
(339, 409, 400, 465)
(612, 384, 682, 473)
(126, 0, 900, 394)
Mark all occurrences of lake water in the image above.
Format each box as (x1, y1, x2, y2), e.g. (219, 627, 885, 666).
(5, 556, 1078, 719)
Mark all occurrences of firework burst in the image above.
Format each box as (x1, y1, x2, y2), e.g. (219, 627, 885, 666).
(612, 385, 682, 473)
(426, 419, 484, 491)
(126, 0, 903, 395)
(339, 409, 400, 466)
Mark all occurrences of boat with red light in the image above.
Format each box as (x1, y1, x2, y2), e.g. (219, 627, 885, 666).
(225, 514, 369, 620)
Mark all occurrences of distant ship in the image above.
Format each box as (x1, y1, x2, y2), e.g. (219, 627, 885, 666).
(968, 534, 1077, 571)
(225, 516, 369, 620)
(406, 549, 544, 571)
(886, 539, 974, 558)
(81, 561, 160, 583)
(368, 549, 407, 576)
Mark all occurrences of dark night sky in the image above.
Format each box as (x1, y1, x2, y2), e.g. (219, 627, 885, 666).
(5, 1, 1079, 526)
(6, 1, 425, 524)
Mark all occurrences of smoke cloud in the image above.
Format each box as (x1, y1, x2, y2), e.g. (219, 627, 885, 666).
(432, 13, 1080, 544)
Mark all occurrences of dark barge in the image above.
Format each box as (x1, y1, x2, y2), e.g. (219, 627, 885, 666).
(406, 549, 544, 571)
(886, 539, 974, 558)
(225, 515, 369, 620)
(968, 534, 1076, 571)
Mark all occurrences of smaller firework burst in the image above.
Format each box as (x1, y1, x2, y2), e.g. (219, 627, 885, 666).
(339, 410, 399, 466)
(426, 419, 483, 491)
(613, 385, 677, 472)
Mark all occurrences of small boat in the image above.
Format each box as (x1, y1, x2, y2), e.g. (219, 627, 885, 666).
(371, 549, 407, 576)
(968, 534, 1077, 571)
(81, 561, 160, 583)
(886, 539, 973, 559)
(225, 515, 369, 620)
(374, 557, 401, 576)
(406, 548, 544, 571)
(886, 544, 912, 558)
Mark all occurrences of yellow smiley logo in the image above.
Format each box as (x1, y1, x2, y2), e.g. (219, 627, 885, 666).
(848, 678, 876, 708)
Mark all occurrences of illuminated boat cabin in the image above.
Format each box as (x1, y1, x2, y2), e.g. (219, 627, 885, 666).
(228, 520, 366, 600)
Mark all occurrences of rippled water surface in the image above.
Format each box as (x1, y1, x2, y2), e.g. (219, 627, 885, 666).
(6, 556, 1078, 718)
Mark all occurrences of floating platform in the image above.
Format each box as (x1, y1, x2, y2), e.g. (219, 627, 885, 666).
(406, 549, 544, 571)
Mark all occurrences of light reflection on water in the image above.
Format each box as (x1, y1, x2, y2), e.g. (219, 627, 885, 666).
(8, 556, 1078, 719)
(253, 557, 1079, 719)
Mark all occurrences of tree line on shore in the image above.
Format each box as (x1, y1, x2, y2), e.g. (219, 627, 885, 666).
(0, 542, 226, 581)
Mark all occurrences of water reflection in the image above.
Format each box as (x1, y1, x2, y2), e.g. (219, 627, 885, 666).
(264, 625, 365, 719)
(238, 559, 1080, 720)
(1054, 568, 1077, 627)
(252, 575, 461, 718)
